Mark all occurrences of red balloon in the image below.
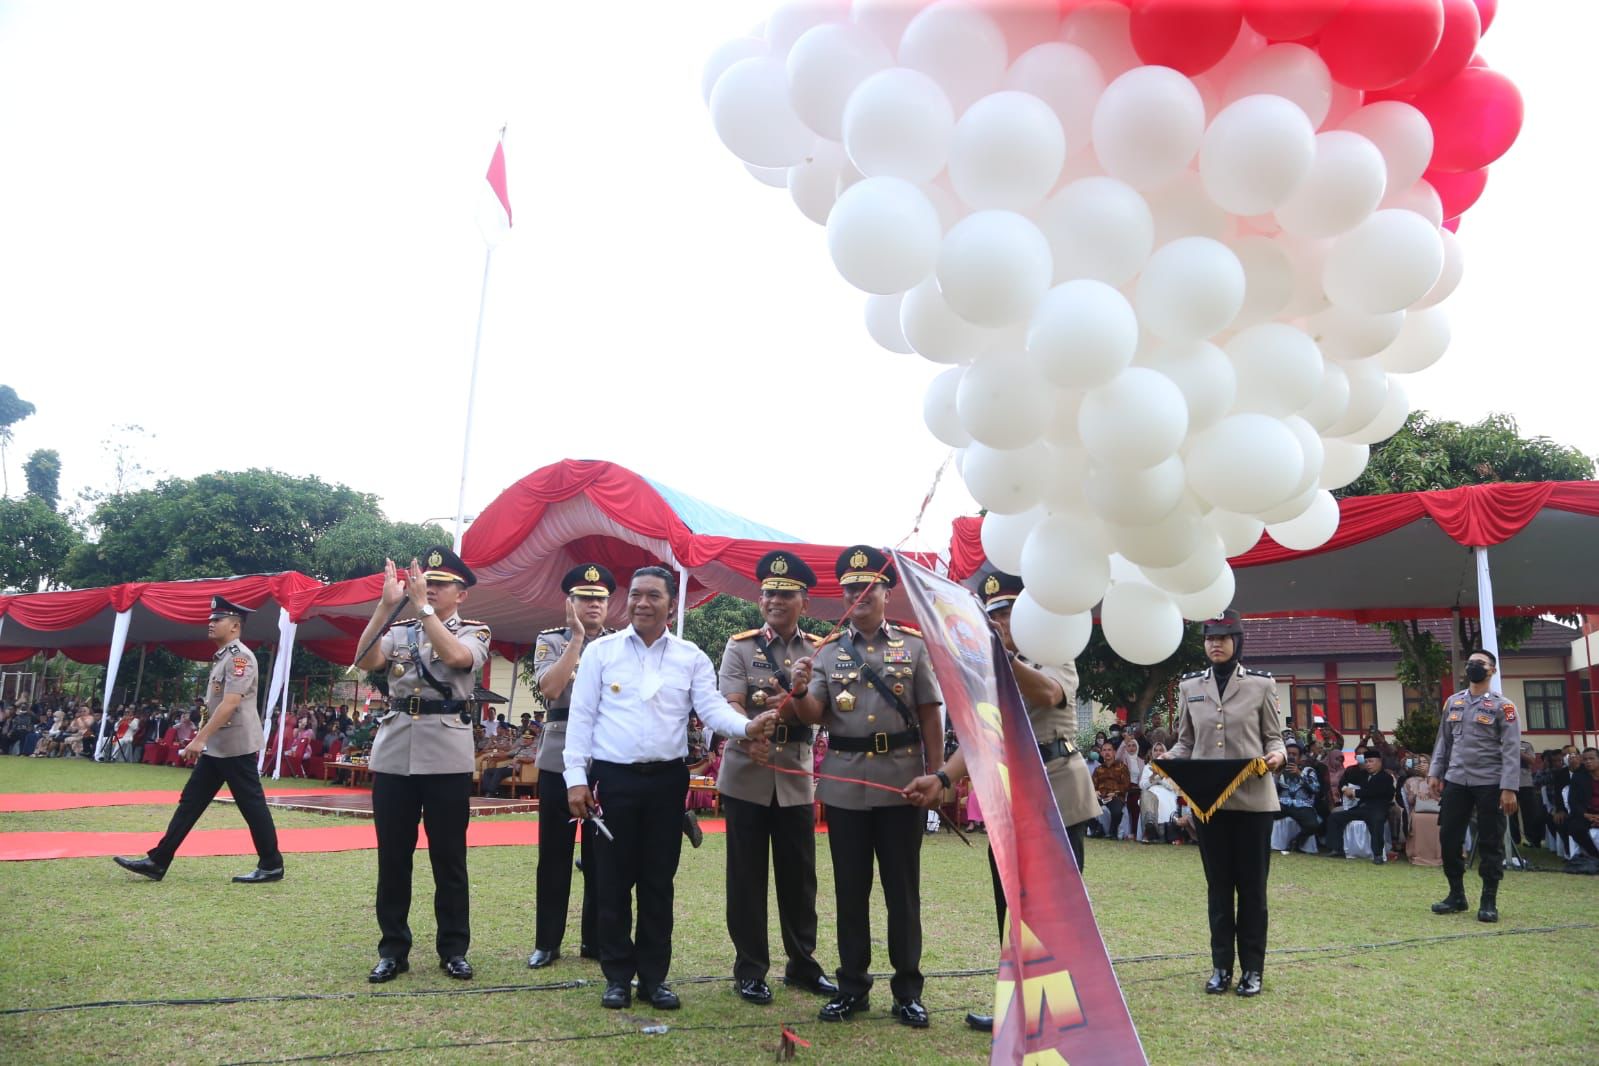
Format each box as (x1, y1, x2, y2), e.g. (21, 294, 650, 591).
(1242, 0, 1346, 42)
(1426, 167, 1488, 219)
(1388, 0, 1479, 95)
(1318, 0, 1445, 90)
(1442, 216, 1460, 233)
(1412, 66, 1523, 173)
(1129, 0, 1244, 75)
(1471, 0, 1496, 34)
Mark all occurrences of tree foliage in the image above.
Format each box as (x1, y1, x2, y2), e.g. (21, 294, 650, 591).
(23, 449, 62, 510)
(0, 385, 37, 497)
(310, 511, 452, 583)
(0, 495, 80, 591)
(1338, 411, 1594, 498)
(1076, 623, 1207, 728)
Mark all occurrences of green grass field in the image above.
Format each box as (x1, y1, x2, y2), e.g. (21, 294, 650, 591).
(1, 759, 1595, 1065)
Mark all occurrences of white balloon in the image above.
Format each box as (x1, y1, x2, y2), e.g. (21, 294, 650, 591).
(962, 441, 1050, 513)
(980, 505, 1045, 573)
(1146, 170, 1231, 245)
(704, 37, 770, 104)
(1136, 237, 1246, 342)
(1225, 324, 1323, 417)
(1415, 228, 1463, 308)
(1041, 387, 1087, 447)
(1255, 485, 1316, 523)
(958, 350, 1053, 448)
(1204, 509, 1265, 558)
(900, 1, 1008, 112)
(1224, 44, 1332, 127)
(1280, 233, 1332, 317)
(1111, 504, 1202, 569)
(1101, 581, 1185, 664)
(711, 58, 817, 168)
(1172, 563, 1236, 620)
(1026, 280, 1138, 389)
(936, 211, 1053, 327)
(1267, 489, 1339, 550)
(1323, 209, 1444, 315)
(767, 0, 849, 54)
(1092, 66, 1206, 189)
(1322, 79, 1363, 130)
(1021, 515, 1113, 614)
(787, 22, 892, 141)
(1038, 444, 1091, 512)
(1084, 454, 1186, 526)
(1343, 375, 1410, 445)
(1276, 414, 1325, 498)
(1005, 43, 1104, 149)
(1080, 367, 1189, 469)
(1307, 305, 1404, 363)
(842, 68, 955, 182)
(1376, 306, 1450, 374)
(1229, 235, 1294, 328)
(1200, 94, 1317, 216)
(1274, 130, 1387, 239)
(922, 366, 970, 447)
(1382, 180, 1444, 228)
(1061, 1, 1140, 80)
(899, 276, 988, 363)
(1036, 177, 1154, 286)
(1010, 591, 1094, 664)
(1297, 358, 1351, 432)
(850, 0, 915, 49)
(1340, 101, 1434, 196)
(787, 140, 847, 224)
(948, 92, 1067, 212)
(745, 163, 789, 188)
(1319, 438, 1370, 490)
(1326, 356, 1389, 436)
(1141, 341, 1236, 432)
(865, 292, 913, 354)
(1186, 414, 1305, 514)
(826, 176, 942, 294)
(1143, 530, 1226, 594)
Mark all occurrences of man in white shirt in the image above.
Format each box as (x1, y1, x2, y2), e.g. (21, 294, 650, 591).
(565, 565, 779, 1012)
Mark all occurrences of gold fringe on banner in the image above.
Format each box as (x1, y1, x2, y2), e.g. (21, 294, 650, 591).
(1150, 757, 1268, 823)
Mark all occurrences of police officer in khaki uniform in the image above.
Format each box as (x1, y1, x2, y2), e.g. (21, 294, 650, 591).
(1428, 648, 1521, 923)
(526, 563, 614, 970)
(904, 571, 1099, 1032)
(792, 545, 943, 1028)
(1167, 610, 1286, 999)
(353, 547, 490, 984)
(114, 596, 284, 883)
(717, 550, 836, 1005)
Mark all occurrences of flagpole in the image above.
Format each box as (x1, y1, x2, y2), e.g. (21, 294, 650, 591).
(454, 244, 493, 553)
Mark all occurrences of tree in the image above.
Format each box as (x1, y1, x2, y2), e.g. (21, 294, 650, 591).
(0, 385, 37, 497)
(310, 512, 453, 582)
(23, 449, 61, 510)
(0, 496, 80, 591)
(1338, 411, 1594, 498)
(1076, 623, 1207, 729)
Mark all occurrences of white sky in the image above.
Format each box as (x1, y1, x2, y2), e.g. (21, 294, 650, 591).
(0, 1, 1591, 562)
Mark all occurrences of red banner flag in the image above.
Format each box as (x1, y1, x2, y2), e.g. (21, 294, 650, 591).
(893, 552, 1146, 1066)
(485, 139, 512, 227)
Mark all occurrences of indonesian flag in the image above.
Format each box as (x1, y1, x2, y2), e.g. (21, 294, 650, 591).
(477, 134, 512, 245)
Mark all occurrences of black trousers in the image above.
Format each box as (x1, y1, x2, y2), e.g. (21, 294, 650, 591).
(1563, 814, 1599, 857)
(1440, 781, 1506, 888)
(371, 771, 471, 961)
(1274, 806, 1320, 846)
(1194, 810, 1273, 973)
(1325, 803, 1387, 854)
(825, 803, 923, 1001)
(723, 794, 823, 984)
(1508, 786, 1545, 846)
(590, 759, 689, 990)
(988, 820, 1087, 940)
(535, 767, 597, 953)
(147, 753, 282, 870)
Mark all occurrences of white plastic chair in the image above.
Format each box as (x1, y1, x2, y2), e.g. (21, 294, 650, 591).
(1271, 816, 1319, 854)
(1344, 816, 1392, 859)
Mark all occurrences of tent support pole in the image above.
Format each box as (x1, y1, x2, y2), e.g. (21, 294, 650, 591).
(676, 564, 689, 637)
(131, 644, 147, 706)
(1473, 547, 1502, 696)
(1449, 607, 1464, 695)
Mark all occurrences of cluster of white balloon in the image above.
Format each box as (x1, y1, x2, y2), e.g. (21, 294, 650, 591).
(706, 1, 1460, 667)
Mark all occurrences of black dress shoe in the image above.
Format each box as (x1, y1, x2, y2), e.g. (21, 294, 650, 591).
(601, 981, 630, 1009)
(891, 998, 930, 1028)
(782, 973, 839, 996)
(440, 956, 473, 980)
(736, 979, 773, 1004)
(368, 957, 408, 983)
(682, 811, 704, 849)
(1432, 892, 1470, 914)
(1327, 850, 1346, 858)
(1204, 968, 1232, 994)
(1235, 971, 1263, 997)
(113, 856, 166, 881)
(643, 984, 681, 1010)
(527, 948, 559, 969)
(819, 992, 869, 1022)
(965, 1012, 994, 1032)
(1478, 901, 1499, 923)
(231, 867, 284, 884)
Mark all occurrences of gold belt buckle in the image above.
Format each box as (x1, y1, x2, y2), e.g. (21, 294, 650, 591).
(773, 724, 789, 745)
(874, 732, 889, 754)
(406, 695, 422, 719)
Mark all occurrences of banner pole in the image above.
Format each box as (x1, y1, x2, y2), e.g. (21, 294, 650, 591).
(453, 245, 494, 553)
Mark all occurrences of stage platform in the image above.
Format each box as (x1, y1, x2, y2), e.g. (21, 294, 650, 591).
(221, 792, 539, 820)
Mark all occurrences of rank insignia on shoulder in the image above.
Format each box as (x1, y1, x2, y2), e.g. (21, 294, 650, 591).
(805, 632, 824, 645)
(1246, 668, 1273, 678)
(817, 632, 841, 647)
(731, 629, 759, 641)
(1451, 699, 1465, 708)
(894, 625, 922, 639)
(1180, 670, 1204, 680)
(539, 626, 565, 636)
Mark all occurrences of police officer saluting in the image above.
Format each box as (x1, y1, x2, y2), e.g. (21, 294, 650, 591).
(717, 551, 836, 1005)
(114, 596, 283, 884)
(353, 548, 490, 983)
(1166, 610, 1285, 999)
(526, 563, 614, 970)
(792, 546, 943, 1028)
(1429, 648, 1520, 923)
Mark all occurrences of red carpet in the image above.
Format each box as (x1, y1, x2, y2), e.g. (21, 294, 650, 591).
(0, 787, 369, 813)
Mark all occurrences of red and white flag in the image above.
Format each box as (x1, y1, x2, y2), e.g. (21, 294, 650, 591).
(477, 134, 512, 245)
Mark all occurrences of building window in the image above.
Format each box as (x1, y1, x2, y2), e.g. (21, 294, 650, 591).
(1339, 682, 1377, 734)
(1521, 680, 1566, 731)
(1291, 684, 1326, 731)
(1402, 685, 1430, 721)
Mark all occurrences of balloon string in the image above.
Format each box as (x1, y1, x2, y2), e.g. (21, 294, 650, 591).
(765, 763, 910, 796)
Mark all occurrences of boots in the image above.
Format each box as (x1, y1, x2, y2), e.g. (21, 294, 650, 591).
(1431, 879, 1469, 914)
(1477, 884, 1499, 923)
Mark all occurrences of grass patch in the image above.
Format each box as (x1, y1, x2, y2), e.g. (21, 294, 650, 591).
(1, 760, 1596, 1065)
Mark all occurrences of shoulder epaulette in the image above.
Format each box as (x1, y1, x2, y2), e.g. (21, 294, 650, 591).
(538, 626, 565, 636)
(1180, 670, 1205, 680)
(805, 632, 824, 645)
(731, 629, 759, 641)
(818, 632, 841, 647)
(1246, 668, 1273, 679)
(894, 624, 923, 638)
(459, 618, 487, 627)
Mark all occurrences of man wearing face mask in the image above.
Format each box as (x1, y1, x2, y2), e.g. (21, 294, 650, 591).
(1429, 649, 1521, 923)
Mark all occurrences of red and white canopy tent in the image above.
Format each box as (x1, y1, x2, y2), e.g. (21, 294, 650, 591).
(949, 481, 1599, 693)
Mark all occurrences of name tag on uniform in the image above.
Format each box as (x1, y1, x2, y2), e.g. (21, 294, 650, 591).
(1188, 695, 1204, 702)
(882, 647, 911, 663)
(1474, 713, 1493, 725)
(1447, 711, 1462, 722)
